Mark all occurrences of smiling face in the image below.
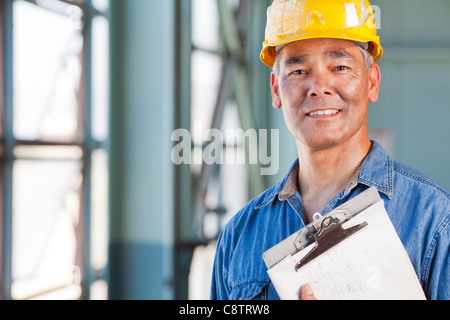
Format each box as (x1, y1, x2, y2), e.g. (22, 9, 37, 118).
(271, 38, 381, 151)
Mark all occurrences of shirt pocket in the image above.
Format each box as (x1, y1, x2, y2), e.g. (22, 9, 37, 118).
(230, 279, 270, 300)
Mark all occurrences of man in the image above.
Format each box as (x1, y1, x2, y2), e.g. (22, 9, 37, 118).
(211, 0, 449, 300)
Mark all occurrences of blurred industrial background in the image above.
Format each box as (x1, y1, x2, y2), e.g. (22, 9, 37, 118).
(0, 0, 449, 300)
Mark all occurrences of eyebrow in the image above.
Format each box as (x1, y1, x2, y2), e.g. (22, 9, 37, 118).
(283, 49, 355, 67)
(327, 49, 355, 60)
(284, 54, 308, 67)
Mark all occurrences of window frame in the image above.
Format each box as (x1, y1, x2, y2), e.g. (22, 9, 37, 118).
(0, 0, 109, 300)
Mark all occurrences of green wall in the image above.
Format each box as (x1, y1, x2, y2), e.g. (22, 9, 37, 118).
(369, 0, 450, 190)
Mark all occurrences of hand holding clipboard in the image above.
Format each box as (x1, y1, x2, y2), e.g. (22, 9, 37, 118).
(264, 187, 426, 300)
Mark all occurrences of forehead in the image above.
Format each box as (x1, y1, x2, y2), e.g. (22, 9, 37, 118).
(279, 38, 362, 64)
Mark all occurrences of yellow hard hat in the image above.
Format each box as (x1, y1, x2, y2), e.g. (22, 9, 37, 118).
(260, 0, 383, 68)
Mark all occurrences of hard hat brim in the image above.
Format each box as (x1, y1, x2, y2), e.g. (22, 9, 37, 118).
(261, 31, 383, 68)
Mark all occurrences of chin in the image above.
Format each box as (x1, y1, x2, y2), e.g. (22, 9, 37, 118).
(301, 133, 347, 151)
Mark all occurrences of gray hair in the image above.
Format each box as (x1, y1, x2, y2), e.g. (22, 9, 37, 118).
(354, 41, 374, 70)
(272, 41, 374, 76)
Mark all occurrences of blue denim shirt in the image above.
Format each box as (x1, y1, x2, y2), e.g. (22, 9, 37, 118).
(211, 141, 450, 300)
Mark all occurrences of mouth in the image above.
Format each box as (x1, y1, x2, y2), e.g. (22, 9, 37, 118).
(306, 109, 341, 117)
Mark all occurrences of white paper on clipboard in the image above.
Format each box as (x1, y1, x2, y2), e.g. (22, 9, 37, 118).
(263, 188, 426, 300)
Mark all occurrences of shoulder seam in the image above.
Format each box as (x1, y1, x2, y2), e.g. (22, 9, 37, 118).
(254, 184, 281, 209)
(394, 166, 450, 200)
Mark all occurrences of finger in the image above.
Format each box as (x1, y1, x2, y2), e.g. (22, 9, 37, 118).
(299, 283, 317, 300)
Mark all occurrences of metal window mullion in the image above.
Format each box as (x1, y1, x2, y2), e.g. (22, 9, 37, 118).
(0, 0, 4, 300)
(2, 0, 14, 301)
(79, 0, 94, 300)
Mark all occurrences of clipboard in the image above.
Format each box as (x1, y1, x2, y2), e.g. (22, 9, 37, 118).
(263, 187, 427, 300)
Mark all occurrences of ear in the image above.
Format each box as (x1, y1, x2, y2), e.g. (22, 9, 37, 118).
(271, 72, 282, 109)
(368, 64, 381, 103)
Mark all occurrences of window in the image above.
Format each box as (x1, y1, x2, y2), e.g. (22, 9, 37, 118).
(190, 0, 250, 241)
(188, 0, 264, 300)
(1, 0, 109, 300)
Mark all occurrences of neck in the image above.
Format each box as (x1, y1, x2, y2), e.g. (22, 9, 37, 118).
(297, 137, 372, 222)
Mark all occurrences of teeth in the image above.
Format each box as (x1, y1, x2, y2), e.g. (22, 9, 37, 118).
(308, 110, 340, 116)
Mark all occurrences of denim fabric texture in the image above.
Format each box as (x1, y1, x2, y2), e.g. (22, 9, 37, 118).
(211, 141, 450, 300)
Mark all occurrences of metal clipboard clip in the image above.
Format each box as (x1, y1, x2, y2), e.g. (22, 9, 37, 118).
(263, 187, 382, 271)
(295, 217, 368, 272)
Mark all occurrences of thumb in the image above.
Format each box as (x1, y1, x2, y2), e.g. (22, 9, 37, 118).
(299, 283, 317, 300)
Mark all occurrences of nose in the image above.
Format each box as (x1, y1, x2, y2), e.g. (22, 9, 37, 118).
(307, 70, 333, 98)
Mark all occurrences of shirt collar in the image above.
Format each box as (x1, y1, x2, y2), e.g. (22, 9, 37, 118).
(255, 141, 394, 209)
(357, 140, 394, 199)
(278, 161, 299, 201)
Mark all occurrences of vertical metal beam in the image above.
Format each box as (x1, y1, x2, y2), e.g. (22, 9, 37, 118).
(108, 0, 176, 300)
(1, 0, 13, 301)
(173, 0, 193, 243)
(0, 0, 5, 301)
(0, 0, 4, 139)
(173, 0, 195, 300)
(108, 0, 126, 300)
(80, 0, 93, 300)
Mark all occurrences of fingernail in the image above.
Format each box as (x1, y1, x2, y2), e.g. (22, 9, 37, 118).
(305, 283, 313, 296)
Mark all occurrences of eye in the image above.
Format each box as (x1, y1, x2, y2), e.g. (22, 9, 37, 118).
(335, 66, 349, 71)
(292, 69, 306, 75)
